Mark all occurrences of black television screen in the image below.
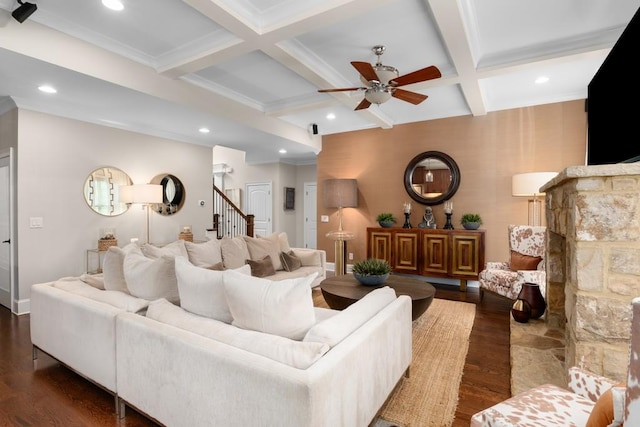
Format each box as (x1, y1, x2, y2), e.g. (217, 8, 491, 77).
(587, 6, 640, 165)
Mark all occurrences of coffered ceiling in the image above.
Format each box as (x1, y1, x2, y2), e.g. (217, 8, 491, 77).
(0, 0, 638, 164)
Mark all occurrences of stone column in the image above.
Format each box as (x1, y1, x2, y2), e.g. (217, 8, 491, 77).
(543, 163, 640, 381)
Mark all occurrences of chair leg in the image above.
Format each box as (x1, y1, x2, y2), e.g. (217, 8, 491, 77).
(479, 287, 484, 301)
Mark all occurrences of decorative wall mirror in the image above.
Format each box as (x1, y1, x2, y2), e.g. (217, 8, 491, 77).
(403, 151, 460, 206)
(83, 167, 132, 216)
(151, 173, 185, 215)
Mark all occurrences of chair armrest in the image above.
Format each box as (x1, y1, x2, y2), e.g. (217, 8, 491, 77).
(611, 386, 625, 426)
(485, 261, 509, 270)
(567, 366, 618, 402)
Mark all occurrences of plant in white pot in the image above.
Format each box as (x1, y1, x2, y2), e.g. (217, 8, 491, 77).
(461, 213, 482, 230)
(352, 258, 392, 286)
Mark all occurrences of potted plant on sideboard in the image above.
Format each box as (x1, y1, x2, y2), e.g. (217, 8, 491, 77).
(461, 213, 482, 230)
(376, 213, 397, 228)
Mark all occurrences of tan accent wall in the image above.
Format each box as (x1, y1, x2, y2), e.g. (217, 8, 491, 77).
(317, 100, 587, 267)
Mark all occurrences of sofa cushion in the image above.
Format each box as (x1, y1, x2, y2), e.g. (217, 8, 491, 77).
(184, 239, 223, 268)
(124, 250, 180, 303)
(223, 270, 318, 340)
(510, 250, 542, 271)
(303, 286, 397, 347)
(80, 273, 105, 290)
(53, 278, 149, 313)
(243, 234, 283, 271)
(246, 255, 276, 278)
(146, 298, 329, 369)
(280, 250, 302, 272)
(175, 256, 250, 323)
(295, 249, 322, 266)
(141, 240, 188, 260)
(220, 236, 250, 269)
(102, 243, 139, 293)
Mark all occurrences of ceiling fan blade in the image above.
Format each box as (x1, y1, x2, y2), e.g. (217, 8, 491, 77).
(351, 61, 379, 82)
(318, 87, 364, 93)
(354, 98, 371, 110)
(393, 88, 428, 105)
(391, 65, 441, 86)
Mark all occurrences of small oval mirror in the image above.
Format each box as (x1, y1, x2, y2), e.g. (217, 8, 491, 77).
(83, 167, 132, 216)
(404, 151, 460, 206)
(151, 174, 185, 215)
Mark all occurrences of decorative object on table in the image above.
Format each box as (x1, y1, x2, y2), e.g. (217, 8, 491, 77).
(512, 172, 558, 226)
(351, 258, 391, 286)
(418, 206, 437, 229)
(98, 229, 117, 251)
(461, 213, 482, 230)
(517, 282, 546, 319)
(402, 202, 412, 228)
(178, 225, 193, 242)
(511, 298, 531, 323)
(323, 179, 358, 276)
(443, 201, 454, 229)
(376, 212, 397, 228)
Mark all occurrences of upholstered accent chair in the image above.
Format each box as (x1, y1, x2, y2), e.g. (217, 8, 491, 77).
(478, 225, 546, 301)
(470, 296, 640, 426)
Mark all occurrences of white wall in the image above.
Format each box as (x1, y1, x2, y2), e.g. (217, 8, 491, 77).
(15, 109, 213, 309)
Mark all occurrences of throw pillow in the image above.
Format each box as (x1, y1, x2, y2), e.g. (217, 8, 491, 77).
(223, 270, 318, 340)
(175, 256, 251, 323)
(53, 279, 150, 313)
(206, 262, 225, 271)
(220, 236, 250, 269)
(246, 255, 276, 278)
(123, 250, 180, 303)
(280, 250, 302, 272)
(243, 234, 283, 271)
(295, 249, 321, 266)
(184, 239, 223, 268)
(79, 273, 105, 290)
(585, 382, 625, 427)
(509, 250, 542, 271)
(141, 240, 188, 259)
(102, 243, 139, 293)
(256, 232, 291, 253)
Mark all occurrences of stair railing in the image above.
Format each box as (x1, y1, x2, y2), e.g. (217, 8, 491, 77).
(209, 185, 254, 239)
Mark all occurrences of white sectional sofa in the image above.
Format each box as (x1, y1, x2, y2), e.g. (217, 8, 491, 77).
(30, 234, 413, 426)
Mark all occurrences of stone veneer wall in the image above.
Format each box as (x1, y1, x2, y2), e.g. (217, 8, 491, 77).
(543, 163, 640, 382)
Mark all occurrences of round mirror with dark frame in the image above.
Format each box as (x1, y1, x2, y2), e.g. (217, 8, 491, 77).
(151, 173, 185, 215)
(403, 151, 460, 206)
(83, 166, 133, 216)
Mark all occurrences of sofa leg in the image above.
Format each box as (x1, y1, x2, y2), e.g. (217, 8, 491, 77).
(116, 396, 126, 419)
(479, 287, 484, 301)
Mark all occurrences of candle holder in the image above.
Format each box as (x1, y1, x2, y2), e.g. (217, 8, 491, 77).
(443, 212, 454, 229)
(403, 212, 412, 228)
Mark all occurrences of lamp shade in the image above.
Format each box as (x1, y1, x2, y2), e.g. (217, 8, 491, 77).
(323, 179, 358, 208)
(512, 172, 558, 196)
(118, 184, 163, 204)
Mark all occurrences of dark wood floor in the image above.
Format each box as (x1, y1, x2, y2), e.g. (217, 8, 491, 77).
(0, 285, 512, 426)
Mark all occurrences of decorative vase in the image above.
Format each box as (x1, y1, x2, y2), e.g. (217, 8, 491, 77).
(517, 282, 546, 319)
(353, 272, 389, 286)
(511, 298, 531, 323)
(463, 222, 480, 230)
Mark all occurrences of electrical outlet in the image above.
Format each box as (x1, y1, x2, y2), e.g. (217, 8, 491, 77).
(321, 215, 329, 222)
(348, 252, 354, 260)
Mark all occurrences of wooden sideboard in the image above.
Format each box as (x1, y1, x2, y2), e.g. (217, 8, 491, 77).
(366, 227, 485, 291)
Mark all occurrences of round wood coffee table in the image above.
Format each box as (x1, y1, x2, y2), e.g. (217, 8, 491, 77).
(320, 274, 436, 320)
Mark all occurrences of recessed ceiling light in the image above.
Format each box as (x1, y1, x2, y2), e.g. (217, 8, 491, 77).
(279, 149, 287, 154)
(102, 0, 124, 11)
(535, 76, 549, 84)
(198, 127, 210, 134)
(38, 85, 57, 94)
(326, 113, 336, 120)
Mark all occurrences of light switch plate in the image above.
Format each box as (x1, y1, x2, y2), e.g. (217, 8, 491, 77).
(30, 217, 43, 228)
(321, 215, 329, 222)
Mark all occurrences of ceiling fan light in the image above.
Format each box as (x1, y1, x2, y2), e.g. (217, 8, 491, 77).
(364, 88, 392, 105)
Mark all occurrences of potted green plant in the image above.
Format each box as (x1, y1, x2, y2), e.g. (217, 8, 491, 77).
(376, 213, 397, 228)
(351, 258, 392, 286)
(461, 213, 482, 230)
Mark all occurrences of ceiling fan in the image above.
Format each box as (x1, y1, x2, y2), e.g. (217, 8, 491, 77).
(318, 45, 442, 110)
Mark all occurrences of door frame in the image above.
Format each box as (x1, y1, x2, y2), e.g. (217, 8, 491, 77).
(0, 148, 15, 313)
(303, 182, 317, 249)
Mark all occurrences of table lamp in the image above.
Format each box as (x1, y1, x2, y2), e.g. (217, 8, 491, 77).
(119, 184, 163, 243)
(323, 179, 358, 275)
(512, 172, 557, 226)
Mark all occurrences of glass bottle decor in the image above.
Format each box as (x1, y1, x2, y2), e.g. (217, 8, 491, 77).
(511, 298, 531, 323)
(517, 282, 546, 319)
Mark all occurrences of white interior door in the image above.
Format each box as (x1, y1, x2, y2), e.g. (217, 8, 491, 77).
(0, 155, 11, 309)
(245, 182, 272, 237)
(303, 182, 317, 249)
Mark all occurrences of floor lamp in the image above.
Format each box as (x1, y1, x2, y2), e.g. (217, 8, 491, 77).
(512, 172, 558, 226)
(323, 179, 358, 276)
(119, 184, 163, 243)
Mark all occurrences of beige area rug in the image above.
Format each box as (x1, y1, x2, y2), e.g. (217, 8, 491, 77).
(313, 291, 476, 427)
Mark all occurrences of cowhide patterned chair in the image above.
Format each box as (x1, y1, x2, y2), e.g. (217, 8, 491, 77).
(471, 296, 640, 426)
(478, 225, 546, 301)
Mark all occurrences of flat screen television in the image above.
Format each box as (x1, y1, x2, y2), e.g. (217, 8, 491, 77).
(586, 6, 640, 165)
